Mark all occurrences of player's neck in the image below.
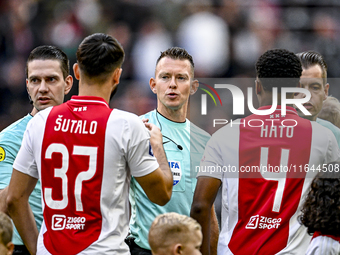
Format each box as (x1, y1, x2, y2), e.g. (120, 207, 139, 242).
(258, 93, 293, 108)
(78, 82, 114, 104)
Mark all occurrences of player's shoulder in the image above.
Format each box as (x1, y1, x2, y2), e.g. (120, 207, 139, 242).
(112, 108, 140, 121)
(203, 119, 241, 151)
(311, 120, 336, 137)
(310, 120, 340, 150)
(211, 118, 240, 139)
(187, 119, 211, 137)
(188, 120, 211, 139)
(21, 107, 54, 138)
(30, 107, 53, 125)
(316, 118, 340, 135)
(307, 235, 340, 255)
(139, 109, 156, 121)
(110, 109, 145, 130)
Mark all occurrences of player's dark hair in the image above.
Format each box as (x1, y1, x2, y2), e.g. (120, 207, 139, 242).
(256, 49, 302, 91)
(296, 51, 327, 85)
(26, 45, 69, 79)
(76, 33, 125, 83)
(299, 164, 340, 236)
(156, 47, 195, 77)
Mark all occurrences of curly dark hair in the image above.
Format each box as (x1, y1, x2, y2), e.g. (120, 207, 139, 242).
(299, 163, 340, 236)
(256, 49, 302, 91)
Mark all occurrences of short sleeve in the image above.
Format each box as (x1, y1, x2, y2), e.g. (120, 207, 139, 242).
(197, 134, 224, 180)
(0, 135, 19, 188)
(126, 116, 159, 178)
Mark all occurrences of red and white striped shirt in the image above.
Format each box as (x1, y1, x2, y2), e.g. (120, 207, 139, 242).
(199, 106, 340, 255)
(14, 96, 159, 255)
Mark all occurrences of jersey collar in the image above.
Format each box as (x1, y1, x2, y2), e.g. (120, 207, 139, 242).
(70, 96, 109, 108)
(256, 105, 299, 116)
(313, 231, 340, 242)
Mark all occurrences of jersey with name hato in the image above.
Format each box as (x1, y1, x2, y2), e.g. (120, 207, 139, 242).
(198, 105, 340, 255)
(13, 96, 159, 255)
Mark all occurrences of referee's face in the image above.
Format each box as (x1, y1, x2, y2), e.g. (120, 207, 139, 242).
(26, 59, 72, 115)
(151, 57, 194, 115)
(294, 64, 329, 121)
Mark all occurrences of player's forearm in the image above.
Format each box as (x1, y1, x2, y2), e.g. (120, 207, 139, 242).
(7, 199, 38, 255)
(210, 206, 219, 255)
(140, 121, 173, 204)
(152, 142, 173, 195)
(191, 202, 211, 255)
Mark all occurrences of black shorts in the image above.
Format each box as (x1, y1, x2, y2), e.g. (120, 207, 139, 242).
(125, 237, 152, 255)
(13, 245, 30, 255)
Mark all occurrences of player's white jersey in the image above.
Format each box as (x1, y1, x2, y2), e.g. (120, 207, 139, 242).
(306, 232, 340, 255)
(198, 106, 340, 255)
(14, 96, 159, 255)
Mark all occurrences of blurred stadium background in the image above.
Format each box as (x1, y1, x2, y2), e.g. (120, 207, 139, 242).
(1, 0, 340, 131)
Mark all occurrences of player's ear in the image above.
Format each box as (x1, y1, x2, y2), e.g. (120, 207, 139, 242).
(26, 78, 30, 94)
(73, 63, 80, 80)
(150, 78, 157, 94)
(190, 79, 199, 95)
(172, 243, 182, 255)
(255, 78, 262, 95)
(324, 83, 329, 100)
(112, 68, 122, 85)
(6, 242, 14, 255)
(293, 81, 301, 97)
(64, 75, 73, 95)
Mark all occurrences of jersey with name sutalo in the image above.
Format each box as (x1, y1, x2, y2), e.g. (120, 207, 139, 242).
(13, 96, 159, 255)
(198, 106, 340, 255)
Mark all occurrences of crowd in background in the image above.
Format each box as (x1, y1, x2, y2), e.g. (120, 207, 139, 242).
(1, 0, 340, 131)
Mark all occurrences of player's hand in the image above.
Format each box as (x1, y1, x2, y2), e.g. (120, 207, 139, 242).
(142, 118, 149, 124)
(144, 122, 163, 148)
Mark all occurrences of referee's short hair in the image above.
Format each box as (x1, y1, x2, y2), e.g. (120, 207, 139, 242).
(156, 47, 195, 77)
(26, 45, 70, 79)
(296, 51, 328, 85)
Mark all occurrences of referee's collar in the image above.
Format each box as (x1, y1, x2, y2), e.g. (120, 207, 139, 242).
(156, 110, 188, 128)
